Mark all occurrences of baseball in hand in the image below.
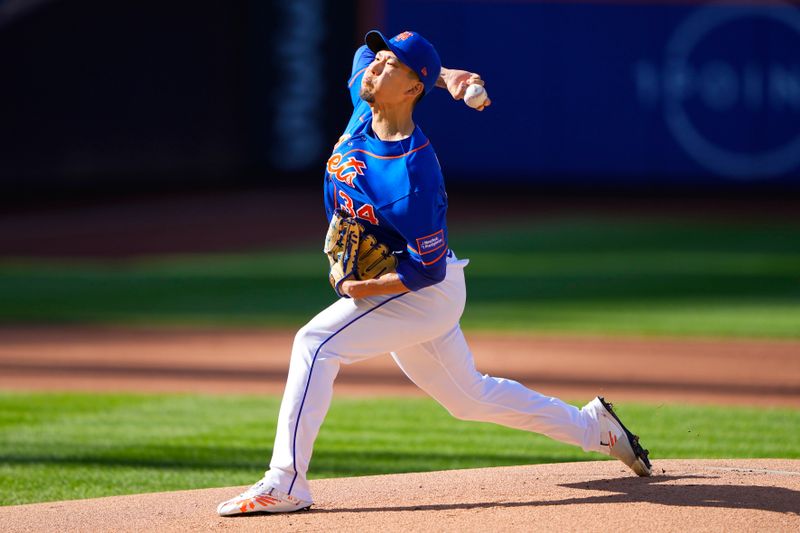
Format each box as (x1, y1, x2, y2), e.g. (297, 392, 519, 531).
(464, 84, 488, 109)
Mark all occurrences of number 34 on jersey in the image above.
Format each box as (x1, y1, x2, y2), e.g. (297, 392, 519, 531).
(327, 151, 379, 225)
(337, 190, 379, 225)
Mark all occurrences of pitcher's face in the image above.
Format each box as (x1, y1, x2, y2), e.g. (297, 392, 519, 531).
(360, 50, 423, 106)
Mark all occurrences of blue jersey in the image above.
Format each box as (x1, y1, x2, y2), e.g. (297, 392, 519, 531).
(323, 45, 449, 292)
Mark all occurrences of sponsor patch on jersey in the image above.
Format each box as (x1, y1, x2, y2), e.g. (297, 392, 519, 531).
(416, 230, 445, 254)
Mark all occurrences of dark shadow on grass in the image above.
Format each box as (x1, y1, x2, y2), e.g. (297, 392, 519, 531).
(0, 448, 591, 477)
(304, 475, 800, 516)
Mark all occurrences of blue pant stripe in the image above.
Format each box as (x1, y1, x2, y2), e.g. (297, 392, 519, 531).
(287, 292, 407, 495)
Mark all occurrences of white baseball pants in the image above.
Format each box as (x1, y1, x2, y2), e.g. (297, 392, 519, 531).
(263, 253, 604, 502)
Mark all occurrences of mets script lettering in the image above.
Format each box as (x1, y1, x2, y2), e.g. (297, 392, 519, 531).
(327, 153, 367, 186)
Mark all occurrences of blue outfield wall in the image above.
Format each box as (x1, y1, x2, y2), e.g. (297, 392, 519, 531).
(382, 0, 800, 187)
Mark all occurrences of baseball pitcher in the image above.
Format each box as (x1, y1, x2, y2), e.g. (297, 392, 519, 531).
(217, 29, 651, 516)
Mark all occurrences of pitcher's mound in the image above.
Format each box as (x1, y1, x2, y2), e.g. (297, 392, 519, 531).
(2, 459, 799, 532)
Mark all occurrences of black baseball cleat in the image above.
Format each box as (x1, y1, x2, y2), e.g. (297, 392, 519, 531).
(588, 396, 652, 476)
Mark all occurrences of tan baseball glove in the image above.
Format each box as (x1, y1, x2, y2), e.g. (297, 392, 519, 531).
(324, 209, 397, 297)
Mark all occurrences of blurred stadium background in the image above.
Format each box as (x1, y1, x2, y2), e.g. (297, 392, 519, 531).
(1, 0, 799, 508)
(1, 0, 798, 332)
(3, 0, 800, 199)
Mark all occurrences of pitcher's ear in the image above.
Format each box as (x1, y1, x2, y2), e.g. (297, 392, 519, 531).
(408, 81, 424, 98)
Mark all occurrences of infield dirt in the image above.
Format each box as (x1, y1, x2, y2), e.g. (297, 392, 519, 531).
(1, 326, 798, 406)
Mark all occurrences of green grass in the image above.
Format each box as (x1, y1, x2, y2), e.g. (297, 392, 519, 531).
(1, 391, 798, 506)
(1, 217, 799, 337)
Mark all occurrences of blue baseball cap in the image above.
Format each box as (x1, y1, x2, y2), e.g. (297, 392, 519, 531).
(365, 30, 442, 96)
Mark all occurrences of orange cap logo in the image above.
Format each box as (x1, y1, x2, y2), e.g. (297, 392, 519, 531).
(393, 31, 414, 42)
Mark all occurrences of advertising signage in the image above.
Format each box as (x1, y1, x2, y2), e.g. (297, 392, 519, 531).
(384, 1, 800, 185)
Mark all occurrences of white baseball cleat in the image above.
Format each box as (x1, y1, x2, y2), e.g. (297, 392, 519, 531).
(216, 479, 312, 516)
(588, 396, 652, 477)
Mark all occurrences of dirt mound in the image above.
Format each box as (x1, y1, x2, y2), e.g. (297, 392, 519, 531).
(1, 460, 798, 532)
